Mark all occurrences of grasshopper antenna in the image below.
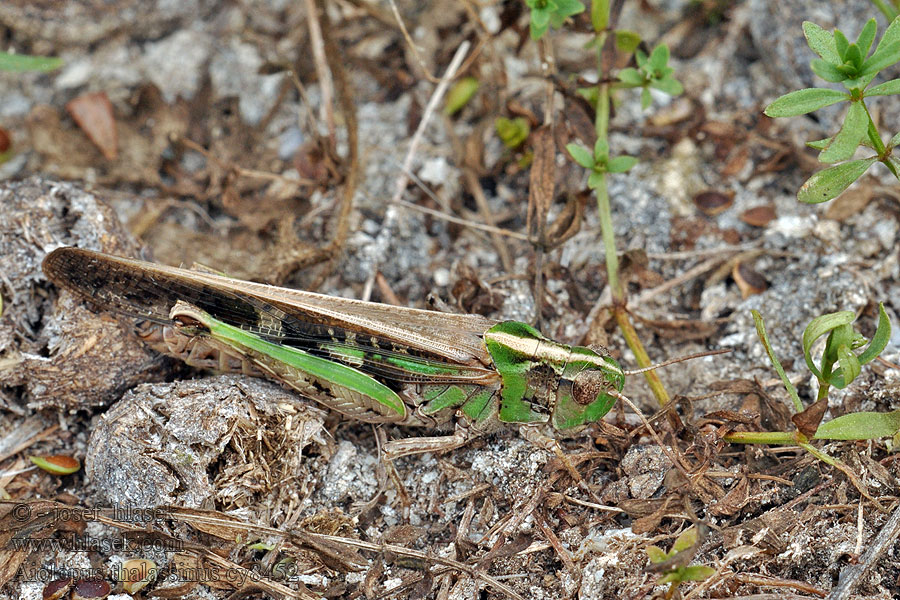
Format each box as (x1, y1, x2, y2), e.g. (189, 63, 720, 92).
(622, 348, 731, 377)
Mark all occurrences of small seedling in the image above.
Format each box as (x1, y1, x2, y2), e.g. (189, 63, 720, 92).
(616, 44, 685, 109)
(725, 305, 898, 497)
(764, 17, 900, 203)
(445, 77, 480, 116)
(524, 0, 585, 40)
(646, 526, 716, 598)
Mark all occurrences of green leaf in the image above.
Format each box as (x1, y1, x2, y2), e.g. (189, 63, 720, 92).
(861, 40, 900, 77)
(531, 6, 551, 28)
(806, 137, 832, 150)
(495, 117, 530, 149)
(530, 19, 550, 40)
(803, 21, 839, 62)
(650, 76, 684, 96)
(681, 565, 716, 581)
(617, 67, 644, 86)
(818, 102, 868, 163)
(672, 526, 698, 552)
(752, 310, 804, 413)
(591, 0, 609, 31)
(445, 77, 479, 115)
(834, 29, 850, 60)
(832, 343, 861, 388)
(566, 143, 595, 168)
(635, 49, 648, 68)
(814, 409, 900, 440)
(648, 44, 670, 70)
(803, 310, 856, 382)
(811, 59, 847, 83)
(555, 0, 585, 19)
(764, 88, 848, 117)
(890, 131, 900, 147)
(614, 30, 641, 53)
(646, 546, 668, 563)
(865, 78, 900, 96)
(607, 155, 638, 172)
(641, 86, 652, 109)
(855, 303, 891, 365)
(0, 52, 63, 72)
(874, 15, 900, 54)
(797, 157, 877, 203)
(593, 137, 609, 159)
(587, 171, 605, 189)
(576, 85, 599, 108)
(844, 44, 863, 70)
(856, 19, 878, 56)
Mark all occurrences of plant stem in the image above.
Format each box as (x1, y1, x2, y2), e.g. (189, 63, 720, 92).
(723, 431, 799, 444)
(592, 8, 670, 409)
(594, 169, 621, 300)
(862, 101, 900, 179)
(815, 381, 831, 403)
(870, 0, 899, 20)
(614, 307, 670, 406)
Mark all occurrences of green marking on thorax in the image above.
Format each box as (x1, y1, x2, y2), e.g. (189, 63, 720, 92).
(483, 320, 625, 429)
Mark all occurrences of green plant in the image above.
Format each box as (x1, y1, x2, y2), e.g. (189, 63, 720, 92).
(616, 44, 685, 109)
(563, 7, 684, 410)
(524, 0, 585, 40)
(495, 117, 531, 149)
(725, 306, 898, 497)
(445, 77, 480, 116)
(764, 17, 900, 203)
(646, 526, 716, 598)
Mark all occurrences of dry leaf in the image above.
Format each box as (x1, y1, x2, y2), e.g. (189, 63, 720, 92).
(732, 261, 768, 298)
(65, 91, 118, 160)
(824, 186, 874, 221)
(792, 398, 828, 439)
(740, 205, 776, 227)
(694, 190, 733, 216)
(527, 126, 555, 245)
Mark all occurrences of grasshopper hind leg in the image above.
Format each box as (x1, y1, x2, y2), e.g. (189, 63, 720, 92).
(381, 421, 473, 460)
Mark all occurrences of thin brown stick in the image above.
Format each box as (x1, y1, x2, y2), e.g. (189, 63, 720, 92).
(360, 40, 471, 301)
(391, 198, 529, 240)
(304, 0, 336, 145)
(463, 168, 513, 271)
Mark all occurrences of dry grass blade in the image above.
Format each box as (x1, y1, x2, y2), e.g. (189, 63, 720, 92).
(526, 126, 555, 246)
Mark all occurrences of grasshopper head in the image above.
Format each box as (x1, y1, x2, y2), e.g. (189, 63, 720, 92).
(169, 301, 213, 335)
(551, 346, 625, 431)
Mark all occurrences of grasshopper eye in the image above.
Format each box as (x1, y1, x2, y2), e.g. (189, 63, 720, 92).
(571, 369, 610, 405)
(172, 315, 203, 328)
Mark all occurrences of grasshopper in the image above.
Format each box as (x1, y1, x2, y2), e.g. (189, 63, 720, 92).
(42, 247, 709, 459)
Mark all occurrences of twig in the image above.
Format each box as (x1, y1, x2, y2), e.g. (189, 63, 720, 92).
(826, 499, 900, 600)
(390, 198, 529, 240)
(388, 0, 439, 82)
(304, 0, 336, 145)
(463, 168, 513, 270)
(360, 40, 471, 301)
